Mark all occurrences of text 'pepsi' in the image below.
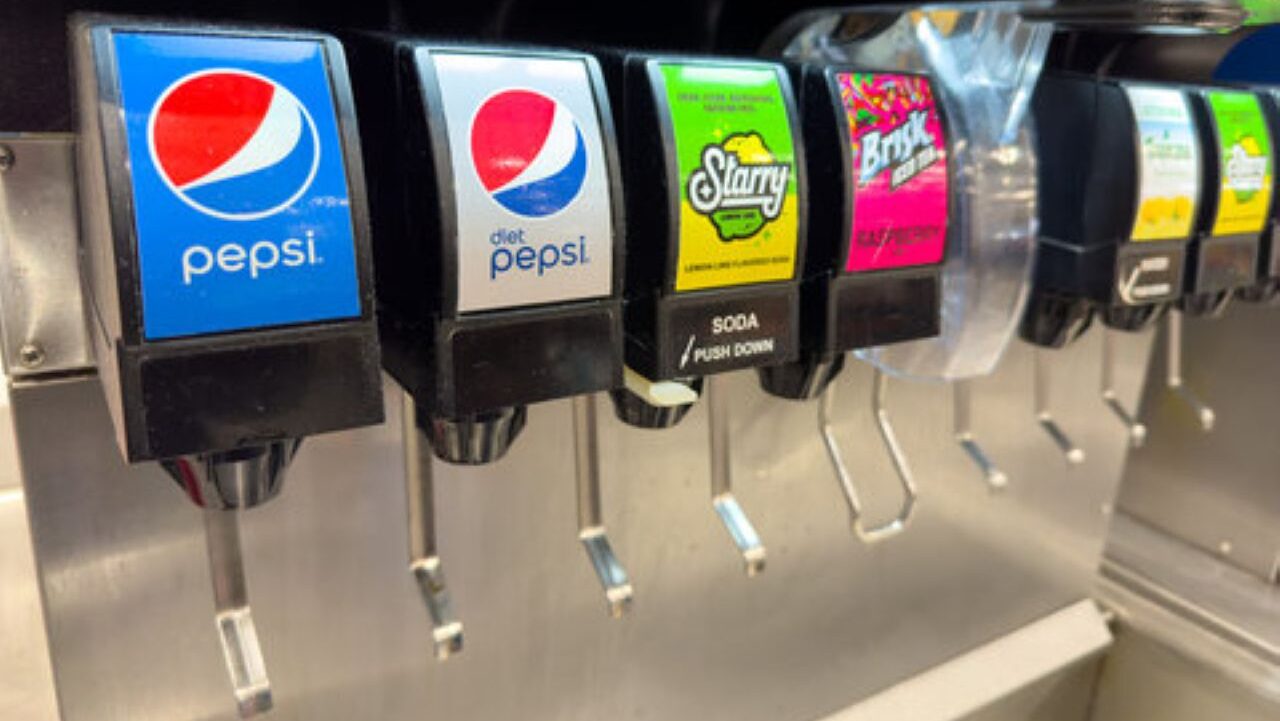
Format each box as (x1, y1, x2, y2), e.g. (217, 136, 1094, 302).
(182, 232, 321, 285)
(427, 51, 614, 313)
(112, 32, 362, 339)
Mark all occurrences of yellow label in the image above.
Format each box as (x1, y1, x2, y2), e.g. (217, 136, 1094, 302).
(1213, 169, 1273, 236)
(676, 195, 799, 291)
(1134, 197, 1197, 241)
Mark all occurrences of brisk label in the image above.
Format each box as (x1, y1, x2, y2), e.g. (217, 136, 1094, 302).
(859, 110, 936, 186)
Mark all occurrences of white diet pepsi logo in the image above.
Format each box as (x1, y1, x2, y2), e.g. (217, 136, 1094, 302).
(432, 53, 614, 313)
(470, 89, 593, 282)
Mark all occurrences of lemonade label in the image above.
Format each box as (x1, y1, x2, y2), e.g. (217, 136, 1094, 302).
(1126, 86, 1201, 242)
(837, 72, 948, 272)
(658, 62, 800, 292)
(1207, 91, 1273, 237)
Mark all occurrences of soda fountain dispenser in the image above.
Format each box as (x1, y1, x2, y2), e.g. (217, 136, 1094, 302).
(759, 67, 953, 533)
(762, 68, 946, 397)
(1160, 86, 1277, 431)
(772, 9, 1048, 496)
(70, 17, 384, 715)
(1074, 28, 1280, 308)
(601, 54, 808, 573)
(1042, 28, 1280, 438)
(349, 39, 629, 623)
(1028, 77, 1204, 447)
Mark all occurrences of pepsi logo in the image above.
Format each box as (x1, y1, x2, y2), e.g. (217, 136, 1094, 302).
(147, 69, 321, 221)
(470, 89, 588, 218)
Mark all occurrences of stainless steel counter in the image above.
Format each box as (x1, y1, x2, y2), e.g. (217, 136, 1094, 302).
(10, 326, 1147, 721)
(0, 381, 59, 721)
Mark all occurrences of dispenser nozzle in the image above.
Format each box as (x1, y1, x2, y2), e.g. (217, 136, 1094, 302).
(424, 406, 527, 465)
(163, 441, 300, 510)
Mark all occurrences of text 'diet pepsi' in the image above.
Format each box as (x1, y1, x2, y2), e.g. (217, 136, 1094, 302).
(428, 52, 614, 313)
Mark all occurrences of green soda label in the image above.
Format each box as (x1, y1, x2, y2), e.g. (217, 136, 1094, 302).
(657, 62, 800, 292)
(1207, 90, 1273, 237)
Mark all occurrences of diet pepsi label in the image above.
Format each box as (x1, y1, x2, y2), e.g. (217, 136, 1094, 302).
(112, 32, 361, 340)
(427, 51, 614, 313)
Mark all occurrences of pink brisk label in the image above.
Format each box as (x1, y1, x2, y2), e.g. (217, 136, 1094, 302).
(838, 72, 949, 272)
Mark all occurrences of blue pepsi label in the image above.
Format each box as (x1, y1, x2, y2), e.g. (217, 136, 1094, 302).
(112, 32, 361, 340)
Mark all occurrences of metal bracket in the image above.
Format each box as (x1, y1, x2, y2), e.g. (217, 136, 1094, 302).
(0, 134, 93, 379)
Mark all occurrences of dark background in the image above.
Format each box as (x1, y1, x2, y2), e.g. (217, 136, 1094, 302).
(0, 0, 849, 131)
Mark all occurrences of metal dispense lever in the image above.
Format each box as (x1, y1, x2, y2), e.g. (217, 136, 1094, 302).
(400, 393, 464, 658)
(573, 394, 633, 616)
(952, 380, 1009, 491)
(705, 376, 767, 576)
(163, 444, 299, 715)
(1100, 328, 1148, 447)
(1033, 348, 1086, 464)
(819, 367, 919, 544)
(203, 507, 271, 716)
(1164, 310, 1216, 431)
